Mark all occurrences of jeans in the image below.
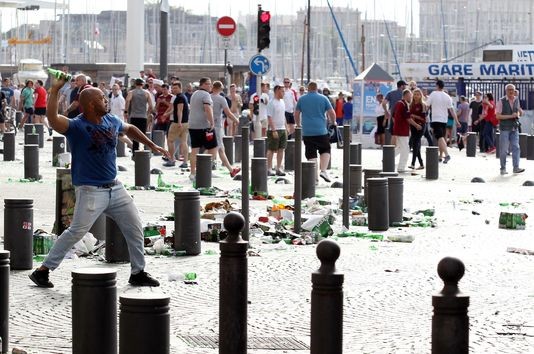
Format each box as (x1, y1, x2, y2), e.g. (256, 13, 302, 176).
(394, 136, 409, 171)
(43, 182, 145, 274)
(410, 126, 424, 166)
(499, 129, 520, 171)
(483, 122, 495, 150)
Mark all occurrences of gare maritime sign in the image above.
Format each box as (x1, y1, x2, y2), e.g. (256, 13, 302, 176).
(400, 62, 534, 80)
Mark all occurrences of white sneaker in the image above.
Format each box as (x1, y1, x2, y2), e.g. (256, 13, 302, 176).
(319, 171, 331, 183)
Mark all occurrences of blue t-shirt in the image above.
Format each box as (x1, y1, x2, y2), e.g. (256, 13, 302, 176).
(295, 92, 333, 136)
(65, 113, 125, 186)
(343, 102, 353, 120)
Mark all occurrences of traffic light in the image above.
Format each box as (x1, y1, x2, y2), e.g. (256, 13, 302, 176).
(257, 9, 271, 52)
(252, 94, 260, 115)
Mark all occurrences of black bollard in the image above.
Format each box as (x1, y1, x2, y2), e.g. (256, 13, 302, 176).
(350, 143, 361, 165)
(363, 168, 382, 206)
(105, 217, 130, 263)
(495, 132, 500, 159)
(223, 136, 234, 164)
(0, 251, 9, 354)
(367, 178, 389, 231)
(294, 128, 302, 233)
(349, 164, 362, 197)
(387, 177, 404, 225)
(234, 135, 242, 163)
(134, 150, 151, 187)
(382, 145, 396, 172)
(301, 161, 316, 199)
(426, 146, 439, 180)
(311, 239, 343, 354)
(466, 132, 477, 157)
(89, 214, 107, 241)
(385, 129, 392, 145)
(116, 139, 126, 158)
(253, 138, 266, 157)
(219, 212, 248, 354)
(285, 139, 295, 171)
(342, 125, 350, 228)
(432, 257, 469, 354)
(23, 124, 34, 145)
(26, 133, 39, 146)
(15, 111, 22, 126)
(3, 132, 15, 161)
(52, 136, 66, 166)
(527, 135, 534, 161)
(72, 268, 117, 354)
(4, 199, 33, 270)
(174, 191, 201, 255)
(519, 133, 528, 158)
(119, 294, 170, 354)
(33, 123, 44, 148)
(151, 130, 165, 156)
(251, 157, 268, 195)
(196, 154, 212, 188)
(241, 127, 250, 240)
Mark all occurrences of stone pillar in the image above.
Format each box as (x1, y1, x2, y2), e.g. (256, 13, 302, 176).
(519, 133, 528, 158)
(284, 139, 295, 171)
(251, 157, 268, 195)
(466, 132, 477, 157)
(349, 164, 362, 197)
(196, 154, 212, 188)
(387, 177, 404, 225)
(367, 178, 389, 231)
(134, 151, 151, 187)
(174, 191, 201, 255)
(426, 146, 439, 180)
(301, 161, 316, 199)
(2, 132, 15, 161)
(253, 138, 266, 157)
(382, 145, 396, 172)
(4, 199, 33, 270)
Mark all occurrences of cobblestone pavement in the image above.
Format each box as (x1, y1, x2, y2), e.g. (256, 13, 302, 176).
(1, 132, 534, 353)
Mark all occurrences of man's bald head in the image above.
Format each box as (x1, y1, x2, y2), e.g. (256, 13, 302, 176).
(79, 87, 104, 112)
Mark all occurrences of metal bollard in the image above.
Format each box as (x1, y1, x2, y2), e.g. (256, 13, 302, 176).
(251, 157, 268, 195)
(234, 135, 242, 163)
(223, 136, 234, 164)
(52, 136, 66, 166)
(241, 127, 250, 240)
(350, 143, 361, 165)
(379, 171, 399, 178)
(151, 130, 165, 156)
(15, 111, 22, 126)
(519, 133, 528, 158)
(294, 128, 302, 233)
(284, 139, 295, 171)
(349, 164, 362, 197)
(387, 177, 404, 225)
(311, 239, 343, 354)
(382, 145, 396, 172)
(23, 124, 34, 145)
(55, 168, 72, 236)
(196, 154, 212, 188)
(0, 251, 9, 354)
(134, 150, 151, 187)
(363, 168, 382, 206)
(105, 217, 130, 263)
(253, 138, 266, 157)
(219, 212, 248, 354)
(342, 125, 350, 228)
(174, 191, 201, 255)
(432, 257, 469, 354)
(466, 132, 477, 157)
(527, 135, 534, 161)
(33, 123, 44, 148)
(367, 178, 389, 231)
(385, 129, 392, 145)
(72, 268, 117, 354)
(495, 132, 500, 159)
(4, 199, 33, 270)
(89, 214, 106, 241)
(116, 139, 126, 157)
(119, 294, 170, 354)
(426, 146, 439, 180)
(301, 161, 316, 199)
(3, 132, 15, 161)
(26, 133, 39, 146)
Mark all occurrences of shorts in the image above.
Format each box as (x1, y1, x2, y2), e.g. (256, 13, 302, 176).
(458, 122, 468, 135)
(189, 128, 218, 150)
(261, 119, 268, 129)
(303, 134, 331, 159)
(168, 122, 188, 142)
(24, 107, 34, 115)
(285, 111, 295, 125)
(215, 126, 224, 150)
(376, 115, 385, 134)
(34, 107, 46, 115)
(431, 122, 447, 140)
(266, 130, 288, 151)
(446, 117, 454, 128)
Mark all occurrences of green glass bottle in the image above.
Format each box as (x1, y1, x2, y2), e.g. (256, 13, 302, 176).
(47, 68, 72, 81)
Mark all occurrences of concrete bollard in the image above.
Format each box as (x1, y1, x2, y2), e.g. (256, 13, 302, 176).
(151, 130, 165, 156)
(253, 138, 266, 157)
(294, 128, 303, 233)
(251, 157, 268, 195)
(342, 125, 350, 228)
(432, 257, 469, 354)
(519, 133, 528, 158)
(52, 136, 66, 166)
(89, 214, 106, 241)
(223, 136, 234, 164)
(285, 139, 295, 171)
(466, 132, 477, 157)
(134, 151, 151, 187)
(196, 154, 212, 188)
(0, 251, 9, 354)
(4, 199, 33, 270)
(219, 212, 248, 354)
(174, 191, 201, 255)
(116, 139, 126, 157)
(367, 178, 389, 231)
(349, 164, 362, 197)
(34, 123, 44, 148)
(527, 135, 534, 161)
(23, 124, 34, 145)
(301, 161, 316, 199)
(234, 135, 242, 163)
(363, 168, 382, 206)
(119, 294, 170, 354)
(72, 268, 117, 354)
(3, 132, 15, 161)
(26, 133, 39, 146)
(311, 239, 343, 354)
(350, 143, 362, 165)
(241, 127, 250, 240)
(387, 177, 404, 225)
(382, 145, 396, 172)
(105, 217, 130, 263)
(385, 129, 392, 145)
(495, 132, 500, 159)
(426, 146, 439, 180)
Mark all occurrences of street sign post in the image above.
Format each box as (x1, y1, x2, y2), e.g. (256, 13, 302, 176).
(216, 16, 237, 37)
(249, 54, 271, 75)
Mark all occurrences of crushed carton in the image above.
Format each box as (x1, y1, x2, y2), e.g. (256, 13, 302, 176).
(498, 212, 528, 230)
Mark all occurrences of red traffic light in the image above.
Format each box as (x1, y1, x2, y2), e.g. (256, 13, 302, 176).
(260, 11, 271, 23)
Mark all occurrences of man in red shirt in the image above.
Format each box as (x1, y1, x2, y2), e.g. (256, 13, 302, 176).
(392, 89, 421, 173)
(34, 80, 53, 137)
(153, 83, 172, 132)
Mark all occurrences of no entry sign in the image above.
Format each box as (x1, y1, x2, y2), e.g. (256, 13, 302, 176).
(216, 16, 236, 37)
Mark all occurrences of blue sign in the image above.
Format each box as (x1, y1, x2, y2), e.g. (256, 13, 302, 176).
(249, 54, 271, 75)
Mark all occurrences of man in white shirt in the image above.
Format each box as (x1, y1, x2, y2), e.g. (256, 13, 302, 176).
(249, 83, 269, 138)
(266, 85, 288, 176)
(283, 78, 298, 138)
(426, 80, 459, 163)
(109, 83, 133, 149)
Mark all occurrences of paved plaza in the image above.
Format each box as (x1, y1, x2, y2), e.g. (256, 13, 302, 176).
(1, 132, 534, 353)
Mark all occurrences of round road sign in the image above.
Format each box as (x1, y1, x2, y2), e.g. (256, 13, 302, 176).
(216, 16, 237, 37)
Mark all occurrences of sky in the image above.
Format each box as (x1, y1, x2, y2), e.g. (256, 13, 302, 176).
(1, 0, 418, 33)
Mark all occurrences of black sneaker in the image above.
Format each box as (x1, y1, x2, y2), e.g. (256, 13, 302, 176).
(29, 269, 54, 288)
(275, 169, 286, 176)
(129, 271, 160, 287)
